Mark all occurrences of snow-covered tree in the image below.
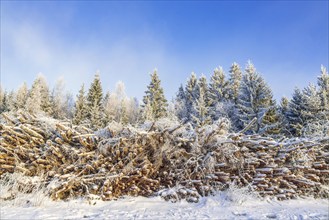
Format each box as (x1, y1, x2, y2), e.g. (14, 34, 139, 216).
(237, 61, 275, 134)
(317, 65, 329, 116)
(285, 84, 320, 137)
(51, 78, 66, 119)
(261, 98, 281, 136)
(285, 88, 304, 136)
(209, 67, 229, 103)
(192, 75, 211, 127)
(87, 72, 104, 129)
(15, 82, 29, 110)
(73, 84, 88, 125)
(300, 84, 324, 137)
(0, 88, 9, 113)
(0, 86, 6, 113)
(184, 72, 198, 122)
(208, 67, 230, 121)
(130, 97, 140, 124)
(278, 96, 289, 135)
(174, 84, 189, 122)
(103, 81, 137, 125)
(142, 70, 168, 120)
(63, 93, 75, 119)
(26, 78, 42, 114)
(6, 91, 16, 111)
(228, 62, 242, 105)
(26, 74, 52, 115)
(301, 84, 321, 122)
(142, 95, 154, 121)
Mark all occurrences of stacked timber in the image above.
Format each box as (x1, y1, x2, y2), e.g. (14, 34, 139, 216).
(0, 112, 328, 202)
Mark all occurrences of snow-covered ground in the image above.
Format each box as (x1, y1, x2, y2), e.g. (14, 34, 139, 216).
(1, 193, 328, 220)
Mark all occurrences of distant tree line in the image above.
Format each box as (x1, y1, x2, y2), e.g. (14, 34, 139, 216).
(1, 62, 328, 138)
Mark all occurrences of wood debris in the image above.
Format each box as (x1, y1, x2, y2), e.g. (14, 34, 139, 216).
(0, 112, 328, 202)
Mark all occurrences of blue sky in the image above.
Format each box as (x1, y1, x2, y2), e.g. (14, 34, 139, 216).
(1, 1, 328, 101)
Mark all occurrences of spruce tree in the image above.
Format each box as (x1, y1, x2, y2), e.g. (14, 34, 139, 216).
(237, 61, 275, 134)
(16, 82, 29, 110)
(261, 98, 281, 136)
(26, 75, 52, 115)
(175, 84, 188, 122)
(209, 67, 229, 102)
(142, 70, 168, 120)
(184, 72, 198, 122)
(1, 91, 9, 113)
(38, 75, 52, 115)
(192, 75, 211, 127)
(0, 87, 5, 113)
(26, 77, 42, 114)
(7, 91, 16, 111)
(87, 73, 104, 129)
(317, 65, 329, 116)
(208, 67, 230, 121)
(51, 78, 66, 119)
(103, 91, 113, 124)
(228, 62, 242, 105)
(286, 88, 304, 136)
(73, 84, 88, 125)
(301, 84, 321, 122)
(278, 97, 289, 136)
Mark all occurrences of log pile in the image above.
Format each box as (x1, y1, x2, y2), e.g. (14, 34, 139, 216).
(0, 112, 328, 202)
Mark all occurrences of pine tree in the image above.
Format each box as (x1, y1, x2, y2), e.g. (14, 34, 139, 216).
(301, 84, 321, 122)
(278, 96, 289, 135)
(261, 98, 281, 136)
(209, 67, 229, 102)
(26, 78, 42, 114)
(285, 88, 304, 136)
(184, 72, 198, 122)
(285, 84, 321, 137)
(317, 65, 329, 117)
(16, 82, 29, 110)
(38, 75, 52, 115)
(127, 97, 140, 125)
(142, 95, 154, 121)
(228, 62, 242, 105)
(192, 75, 211, 127)
(175, 84, 188, 122)
(237, 61, 275, 134)
(6, 91, 16, 111)
(87, 73, 104, 129)
(103, 91, 113, 124)
(0, 90, 9, 113)
(73, 84, 88, 125)
(51, 78, 66, 119)
(208, 67, 230, 121)
(300, 84, 323, 137)
(142, 70, 168, 120)
(26, 74, 52, 115)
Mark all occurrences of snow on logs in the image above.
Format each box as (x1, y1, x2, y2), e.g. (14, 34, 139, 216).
(0, 112, 328, 202)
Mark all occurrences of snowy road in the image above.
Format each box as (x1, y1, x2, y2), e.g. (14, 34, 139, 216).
(1, 194, 328, 220)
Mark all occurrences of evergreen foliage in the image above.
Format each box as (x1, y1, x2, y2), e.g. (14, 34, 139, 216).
(0, 87, 6, 113)
(87, 73, 104, 129)
(142, 70, 168, 120)
(208, 67, 230, 121)
(228, 62, 242, 104)
(317, 65, 329, 117)
(73, 84, 88, 125)
(285, 88, 304, 136)
(184, 72, 198, 122)
(15, 82, 29, 110)
(192, 75, 211, 127)
(174, 84, 188, 122)
(237, 61, 275, 134)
